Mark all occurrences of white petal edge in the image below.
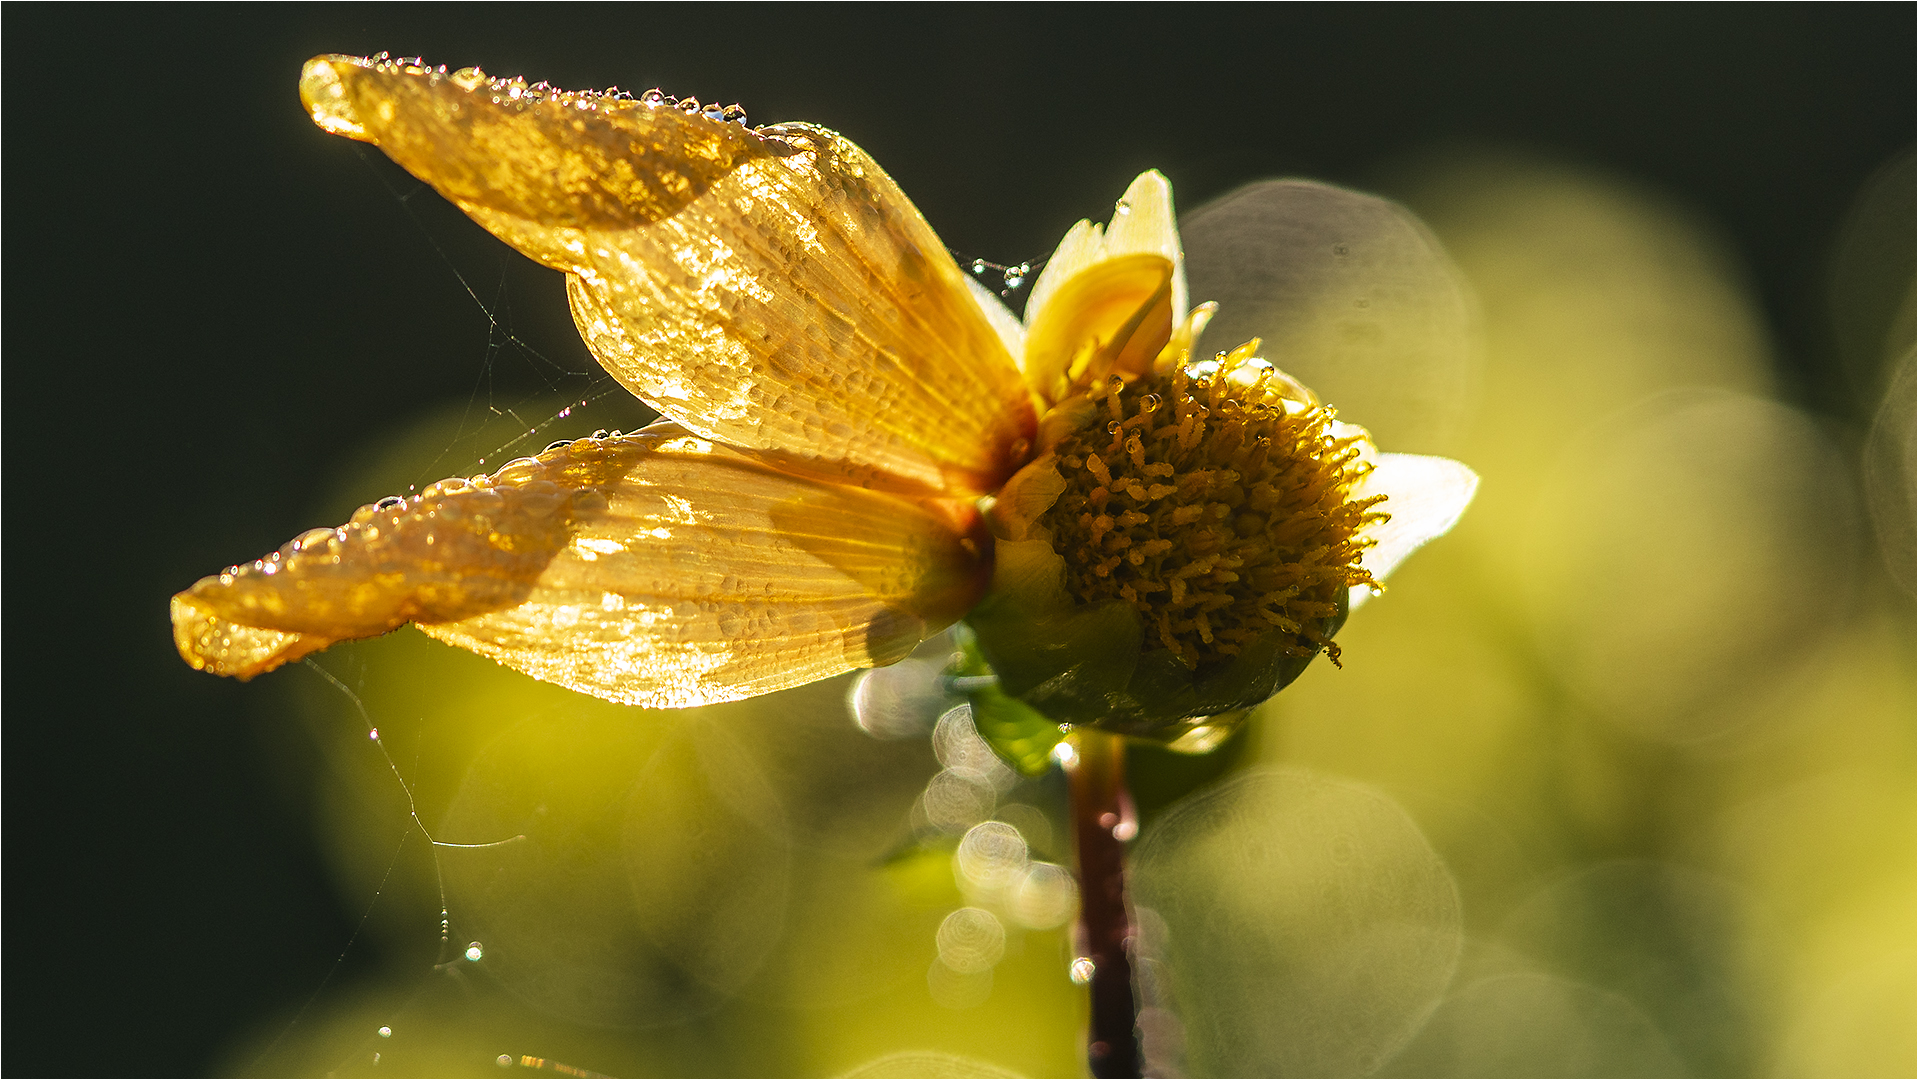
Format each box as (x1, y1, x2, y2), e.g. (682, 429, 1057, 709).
(963, 272, 1027, 364)
(1350, 453, 1479, 610)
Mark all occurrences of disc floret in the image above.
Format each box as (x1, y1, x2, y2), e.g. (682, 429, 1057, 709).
(1041, 343, 1387, 671)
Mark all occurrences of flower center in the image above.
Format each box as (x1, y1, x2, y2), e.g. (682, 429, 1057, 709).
(1039, 350, 1386, 669)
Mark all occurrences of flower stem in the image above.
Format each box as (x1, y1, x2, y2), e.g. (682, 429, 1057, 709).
(1067, 730, 1140, 1079)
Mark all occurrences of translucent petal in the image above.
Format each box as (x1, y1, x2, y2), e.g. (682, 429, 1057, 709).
(1183, 179, 1479, 454)
(300, 55, 1034, 497)
(172, 426, 990, 705)
(1350, 452, 1479, 608)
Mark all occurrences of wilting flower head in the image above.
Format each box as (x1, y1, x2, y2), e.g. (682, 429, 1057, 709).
(171, 54, 1476, 745)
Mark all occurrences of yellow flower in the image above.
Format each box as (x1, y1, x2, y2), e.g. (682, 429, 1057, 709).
(170, 54, 1477, 740)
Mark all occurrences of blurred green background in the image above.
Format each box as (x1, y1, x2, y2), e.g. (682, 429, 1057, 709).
(7, 7, 1912, 1076)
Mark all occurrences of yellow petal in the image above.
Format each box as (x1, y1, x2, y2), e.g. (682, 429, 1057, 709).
(1025, 171, 1188, 330)
(1020, 253, 1175, 404)
(1019, 171, 1187, 403)
(1102, 170, 1188, 323)
(301, 55, 1035, 497)
(172, 426, 991, 705)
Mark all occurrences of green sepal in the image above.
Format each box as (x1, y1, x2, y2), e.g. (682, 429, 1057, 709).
(950, 624, 1066, 776)
(963, 537, 1349, 740)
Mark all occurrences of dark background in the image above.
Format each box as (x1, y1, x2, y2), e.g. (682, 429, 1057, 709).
(6, 5, 1911, 1074)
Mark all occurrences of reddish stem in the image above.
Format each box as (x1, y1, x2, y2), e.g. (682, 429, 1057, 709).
(1067, 731, 1140, 1079)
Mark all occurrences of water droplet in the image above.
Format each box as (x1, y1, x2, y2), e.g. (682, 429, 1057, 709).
(375, 496, 405, 510)
(367, 728, 379, 741)
(1107, 420, 1124, 435)
(449, 66, 487, 91)
(1070, 957, 1096, 984)
(971, 259, 988, 274)
(544, 439, 571, 451)
(1141, 393, 1163, 413)
(378, 1026, 393, 1038)
(591, 429, 610, 440)
(558, 407, 572, 418)
(1050, 741, 1078, 768)
(497, 1055, 513, 1069)
(641, 88, 665, 105)
(1115, 199, 1132, 215)
(465, 942, 484, 962)
(721, 103, 748, 124)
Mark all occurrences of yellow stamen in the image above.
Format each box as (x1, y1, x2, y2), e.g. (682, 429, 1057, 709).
(1042, 353, 1387, 669)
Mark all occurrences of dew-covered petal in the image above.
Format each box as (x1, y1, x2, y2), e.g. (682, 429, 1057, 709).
(300, 55, 1034, 497)
(172, 425, 990, 706)
(1183, 179, 1478, 454)
(1351, 452, 1480, 607)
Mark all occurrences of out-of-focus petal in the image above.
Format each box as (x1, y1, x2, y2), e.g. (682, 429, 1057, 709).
(300, 55, 1034, 498)
(1183, 179, 1478, 454)
(173, 426, 991, 705)
(1349, 453, 1479, 607)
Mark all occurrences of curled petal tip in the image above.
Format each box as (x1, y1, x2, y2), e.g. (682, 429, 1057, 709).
(300, 55, 367, 139)
(171, 593, 330, 680)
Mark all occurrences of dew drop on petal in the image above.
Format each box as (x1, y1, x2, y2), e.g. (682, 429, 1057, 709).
(1070, 956, 1097, 984)
(378, 1026, 393, 1038)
